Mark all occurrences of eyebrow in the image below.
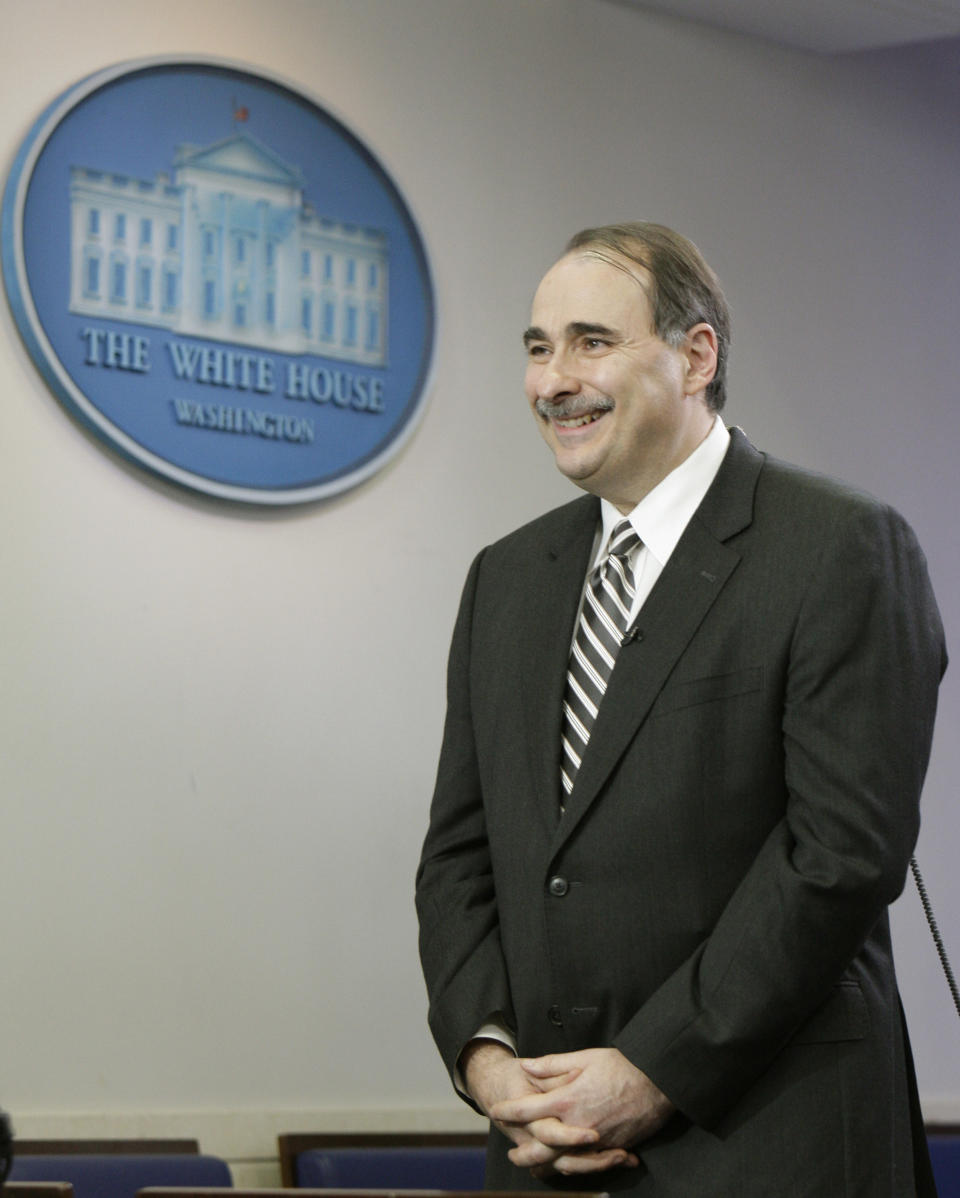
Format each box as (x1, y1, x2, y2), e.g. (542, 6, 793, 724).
(522, 321, 619, 347)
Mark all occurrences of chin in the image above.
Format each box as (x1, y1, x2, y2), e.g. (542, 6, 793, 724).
(555, 458, 602, 491)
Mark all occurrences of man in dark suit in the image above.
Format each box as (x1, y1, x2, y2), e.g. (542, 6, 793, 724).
(416, 222, 946, 1196)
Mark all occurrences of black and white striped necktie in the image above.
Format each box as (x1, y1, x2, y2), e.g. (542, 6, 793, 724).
(561, 519, 641, 799)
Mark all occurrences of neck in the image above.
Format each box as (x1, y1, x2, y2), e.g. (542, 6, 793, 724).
(608, 412, 716, 514)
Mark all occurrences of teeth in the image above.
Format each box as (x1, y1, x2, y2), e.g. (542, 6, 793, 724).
(556, 412, 602, 429)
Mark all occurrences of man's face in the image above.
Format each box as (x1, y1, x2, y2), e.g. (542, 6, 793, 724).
(523, 249, 711, 512)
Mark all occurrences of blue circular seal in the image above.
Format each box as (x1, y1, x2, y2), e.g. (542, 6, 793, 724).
(2, 57, 435, 504)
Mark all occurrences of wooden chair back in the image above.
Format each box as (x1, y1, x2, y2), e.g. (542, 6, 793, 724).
(3, 1184, 76, 1198)
(137, 1190, 606, 1198)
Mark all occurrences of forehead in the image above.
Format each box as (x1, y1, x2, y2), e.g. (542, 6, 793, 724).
(530, 249, 654, 332)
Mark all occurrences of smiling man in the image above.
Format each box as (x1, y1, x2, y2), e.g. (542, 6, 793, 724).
(416, 222, 945, 1196)
(523, 245, 718, 511)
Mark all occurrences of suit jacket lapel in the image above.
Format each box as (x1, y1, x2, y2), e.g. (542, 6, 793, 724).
(551, 428, 765, 850)
(517, 495, 599, 822)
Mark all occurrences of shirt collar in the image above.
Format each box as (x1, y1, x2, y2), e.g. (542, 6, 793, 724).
(598, 416, 730, 567)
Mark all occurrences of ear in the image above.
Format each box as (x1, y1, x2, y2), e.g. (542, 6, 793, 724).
(681, 323, 718, 396)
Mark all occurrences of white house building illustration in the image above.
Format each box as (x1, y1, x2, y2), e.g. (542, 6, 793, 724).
(68, 132, 389, 366)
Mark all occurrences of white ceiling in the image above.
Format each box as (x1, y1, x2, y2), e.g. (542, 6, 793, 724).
(607, 0, 960, 52)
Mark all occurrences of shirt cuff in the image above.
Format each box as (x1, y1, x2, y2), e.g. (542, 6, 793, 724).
(453, 1019, 518, 1096)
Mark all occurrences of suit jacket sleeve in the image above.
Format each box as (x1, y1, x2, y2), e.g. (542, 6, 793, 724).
(613, 497, 946, 1128)
(416, 547, 516, 1087)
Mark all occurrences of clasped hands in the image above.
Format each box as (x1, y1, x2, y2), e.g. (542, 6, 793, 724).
(462, 1041, 675, 1178)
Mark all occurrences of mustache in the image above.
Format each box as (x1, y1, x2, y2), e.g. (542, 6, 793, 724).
(534, 394, 614, 420)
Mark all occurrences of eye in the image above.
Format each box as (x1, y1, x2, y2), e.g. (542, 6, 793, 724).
(526, 343, 551, 359)
(583, 337, 609, 351)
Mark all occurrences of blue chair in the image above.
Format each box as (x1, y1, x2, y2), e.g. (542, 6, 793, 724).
(294, 1147, 486, 1191)
(929, 1127, 960, 1198)
(277, 1134, 488, 1191)
(8, 1153, 232, 1198)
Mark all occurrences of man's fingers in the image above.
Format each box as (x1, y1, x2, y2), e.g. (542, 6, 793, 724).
(528, 1148, 639, 1176)
(507, 1139, 620, 1170)
(519, 1053, 580, 1078)
(507, 1138, 557, 1168)
(526, 1117, 597, 1148)
(528, 1067, 580, 1092)
(492, 1089, 574, 1125)
(501, 1117, 598, 1168)
(552, 1148, 640, 1175)
(499, 1116, 597, 1155)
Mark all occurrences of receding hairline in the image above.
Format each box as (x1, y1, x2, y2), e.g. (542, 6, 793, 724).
(566, 244, 650, 282)
(563, 224, 725, 302)
(532, 246, 658, 325)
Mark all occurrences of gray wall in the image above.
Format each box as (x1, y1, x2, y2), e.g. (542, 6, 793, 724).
(0, 0, 956, 1165)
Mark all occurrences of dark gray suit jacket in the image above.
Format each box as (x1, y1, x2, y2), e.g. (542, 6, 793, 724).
(417, 429, 946, 1196)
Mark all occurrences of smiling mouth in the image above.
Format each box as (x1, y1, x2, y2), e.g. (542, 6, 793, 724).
(535, 394, 614, 428)
(553, 410, 608, 430)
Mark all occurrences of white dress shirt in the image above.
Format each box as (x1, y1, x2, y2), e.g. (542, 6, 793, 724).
(591, 415, 730, 627)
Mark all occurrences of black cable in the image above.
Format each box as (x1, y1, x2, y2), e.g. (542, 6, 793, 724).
(910, 855, 960, 1020)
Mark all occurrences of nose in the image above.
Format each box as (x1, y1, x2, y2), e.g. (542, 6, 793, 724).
(529, 351, 581, 404)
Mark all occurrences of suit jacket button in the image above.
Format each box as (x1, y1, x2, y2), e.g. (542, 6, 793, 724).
(548, 875, 569, 897)
(548, 1005, 563, 1027)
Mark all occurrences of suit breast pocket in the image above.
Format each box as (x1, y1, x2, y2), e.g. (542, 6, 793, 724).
(651, 665, 764, 717)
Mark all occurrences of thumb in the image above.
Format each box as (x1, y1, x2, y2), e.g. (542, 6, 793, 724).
(520, 1054, 582, 1081)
